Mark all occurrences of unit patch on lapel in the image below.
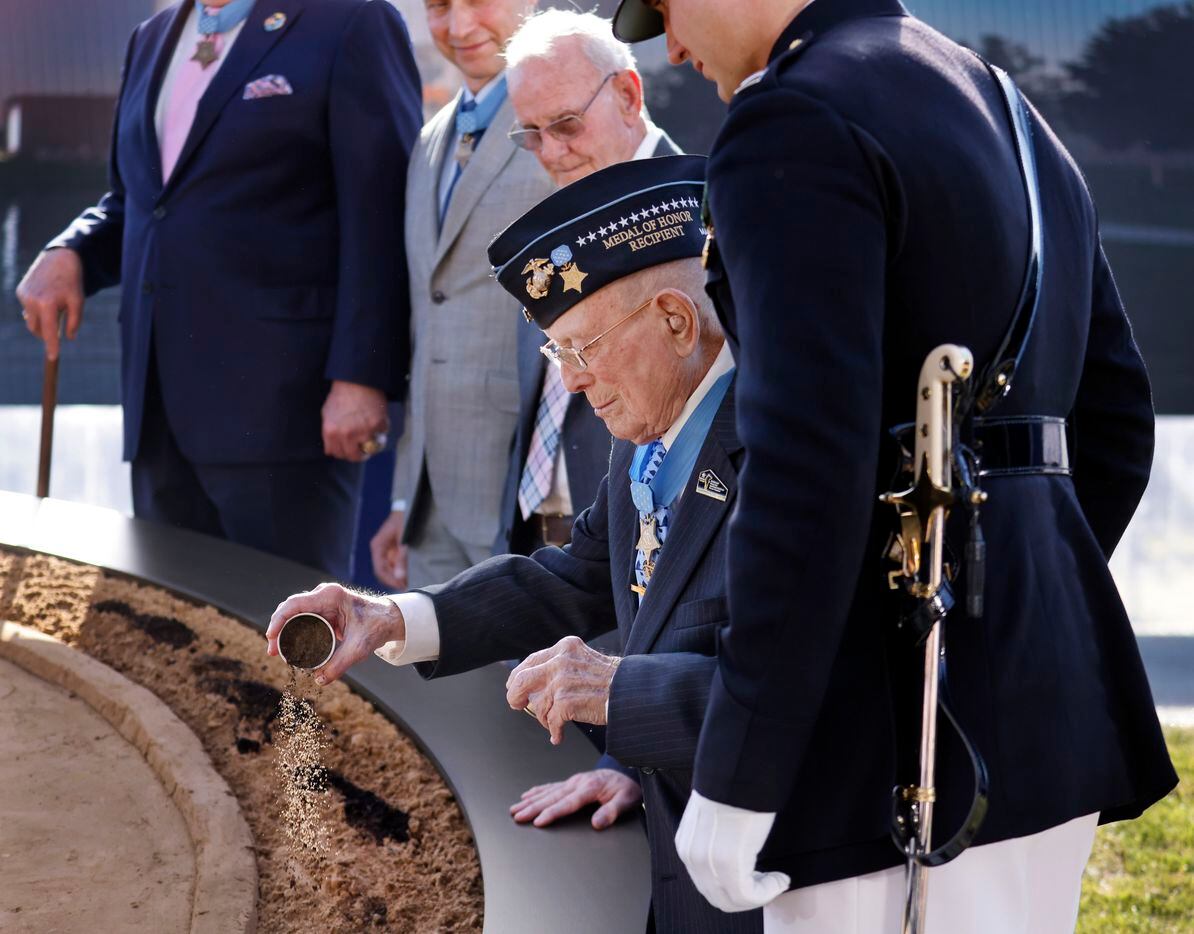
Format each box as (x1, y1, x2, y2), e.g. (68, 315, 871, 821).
(694, 469, 728, 502)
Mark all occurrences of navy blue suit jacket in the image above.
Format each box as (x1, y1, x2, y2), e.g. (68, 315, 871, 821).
(695, 0, 1176, 888)
(419, 383, 760, 934)
(493, 132, 684, 556)
(51, 0, 422, 464)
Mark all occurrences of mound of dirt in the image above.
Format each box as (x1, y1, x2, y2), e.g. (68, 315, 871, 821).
(0, 547, 483, 933)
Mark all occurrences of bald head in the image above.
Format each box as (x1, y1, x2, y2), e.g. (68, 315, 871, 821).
(506, 10, 650, 186)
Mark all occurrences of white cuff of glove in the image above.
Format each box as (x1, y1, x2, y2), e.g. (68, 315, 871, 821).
(674, 790, 790, 913)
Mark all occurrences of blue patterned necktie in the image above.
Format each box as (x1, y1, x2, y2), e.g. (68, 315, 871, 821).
(633, 440, 668, 600)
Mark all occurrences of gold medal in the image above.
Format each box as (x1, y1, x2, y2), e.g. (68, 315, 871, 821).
(192, 37, 219, 68)
(455, 132, 475, 171)
(637, 516, 662, 585)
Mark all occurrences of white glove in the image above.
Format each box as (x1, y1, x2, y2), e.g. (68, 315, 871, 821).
(674, 790, 791, 912)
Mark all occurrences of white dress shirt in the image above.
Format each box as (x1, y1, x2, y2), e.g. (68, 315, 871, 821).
(376, 340, 736, 667)
(631, 120, 665, 161)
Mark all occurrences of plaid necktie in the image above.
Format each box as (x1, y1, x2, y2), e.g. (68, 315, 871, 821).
(518, 365, 570, 520)
(634, 440, 669, 595)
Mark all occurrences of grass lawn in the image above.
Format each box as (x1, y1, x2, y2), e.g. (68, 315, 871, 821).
(1079, 726, 1193, 932)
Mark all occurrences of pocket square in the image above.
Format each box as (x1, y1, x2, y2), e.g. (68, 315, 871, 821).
(243, 75, 293, 100)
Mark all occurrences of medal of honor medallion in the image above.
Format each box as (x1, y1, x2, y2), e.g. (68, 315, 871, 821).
(192, 38, 219, 68)
(637, 516, 662, 584)
(455, 132, 474, 171)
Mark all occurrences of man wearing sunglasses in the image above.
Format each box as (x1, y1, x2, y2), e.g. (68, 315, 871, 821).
(268, 155, 760, 933)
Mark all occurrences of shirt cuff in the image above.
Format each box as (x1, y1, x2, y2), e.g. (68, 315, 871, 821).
(374, 592, 440, 666)
(390, 499, 407, 513)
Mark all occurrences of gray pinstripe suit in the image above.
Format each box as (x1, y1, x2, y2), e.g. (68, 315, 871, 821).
(395, 90, 555, 579)
(416, 382, 761, 933)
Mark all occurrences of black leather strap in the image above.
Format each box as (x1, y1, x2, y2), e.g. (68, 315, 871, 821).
(890, 639, 992, 868)
(974, 415, 1070, 477)
(972, 64, 1045, 415)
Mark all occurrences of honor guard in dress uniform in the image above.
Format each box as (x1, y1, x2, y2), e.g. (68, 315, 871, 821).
(270, 156, 762, 933)
(610, 2, 1178, 932)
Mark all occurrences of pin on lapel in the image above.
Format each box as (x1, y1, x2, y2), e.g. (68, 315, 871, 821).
(264, 12, 286, 31)
(694, 468, 728, 502)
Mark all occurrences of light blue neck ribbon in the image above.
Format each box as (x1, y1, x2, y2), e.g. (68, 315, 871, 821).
(196, 0, 256, 36)
(455, 75, 508, 136)
(629, 369, 734, 513)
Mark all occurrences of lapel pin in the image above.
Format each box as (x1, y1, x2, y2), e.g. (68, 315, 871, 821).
(694, 468, 729, 502)
(264, 12, 286, 31)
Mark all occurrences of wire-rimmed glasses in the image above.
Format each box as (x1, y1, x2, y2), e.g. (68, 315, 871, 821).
(508, 72, 619, 152)
(540, 297, 653, 371)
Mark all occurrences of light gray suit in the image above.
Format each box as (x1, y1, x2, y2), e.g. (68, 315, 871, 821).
(395, 90, 555, 585)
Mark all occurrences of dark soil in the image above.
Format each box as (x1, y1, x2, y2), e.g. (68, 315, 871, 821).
(279, 614, 334, 669)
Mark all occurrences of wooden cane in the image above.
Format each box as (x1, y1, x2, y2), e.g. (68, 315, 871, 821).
(36, 318, 62, 499)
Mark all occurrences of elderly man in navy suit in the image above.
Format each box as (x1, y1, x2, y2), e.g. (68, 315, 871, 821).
(16, 0, 421, 578)
(270, 156, 762, 933)
(496, 9, 687, 833)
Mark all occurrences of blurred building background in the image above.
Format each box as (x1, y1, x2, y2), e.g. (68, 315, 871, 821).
(0, 1, 1190, 681)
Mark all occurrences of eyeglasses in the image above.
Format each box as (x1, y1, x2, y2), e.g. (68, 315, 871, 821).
(540, 296, 653, 371)
(508, 72, 619, 151)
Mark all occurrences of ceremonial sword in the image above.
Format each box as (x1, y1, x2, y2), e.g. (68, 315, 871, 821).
(880, 344, 982, 934)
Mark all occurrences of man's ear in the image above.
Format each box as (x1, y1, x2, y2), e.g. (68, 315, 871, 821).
(616, 70, 645, 121)
(656, 289, 700, 355)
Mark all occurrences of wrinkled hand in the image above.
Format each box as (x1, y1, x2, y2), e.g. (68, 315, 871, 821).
(16, 248, 85, 361)
(321, 380, 388, 462)
(674, 790, 790, 912)
(369, 510, 408, 590)
(506, 635, 621, 745)
(511, 768, 641, 830)
(266, 582, 404, 685)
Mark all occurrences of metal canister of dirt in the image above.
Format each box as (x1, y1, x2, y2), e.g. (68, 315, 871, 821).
(277, 613, 336, 670)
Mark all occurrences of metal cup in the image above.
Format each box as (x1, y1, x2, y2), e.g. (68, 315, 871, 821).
(278, 612, 336, 670)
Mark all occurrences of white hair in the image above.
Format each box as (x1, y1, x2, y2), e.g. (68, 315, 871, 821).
(504, 9, 637, 84)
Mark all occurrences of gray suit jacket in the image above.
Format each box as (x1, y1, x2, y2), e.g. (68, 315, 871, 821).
(396, 91, 555, 548)
(418, 382, 761, 934)
(493, 130, 685, 556)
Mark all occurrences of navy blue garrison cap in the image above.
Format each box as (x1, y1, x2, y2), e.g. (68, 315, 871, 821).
(488, 154, 707, 330)
(612, 0, 664, 42)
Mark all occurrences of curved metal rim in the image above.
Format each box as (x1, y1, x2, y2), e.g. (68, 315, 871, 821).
(0, 491, 651, 934)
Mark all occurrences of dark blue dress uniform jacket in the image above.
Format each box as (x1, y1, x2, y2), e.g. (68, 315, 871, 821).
(693, 0, 1177, 889)
(50, 0, 422, 464)
(419, 385, 760, 933)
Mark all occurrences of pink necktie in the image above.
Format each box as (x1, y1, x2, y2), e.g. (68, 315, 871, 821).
(159, 27, 223, 181)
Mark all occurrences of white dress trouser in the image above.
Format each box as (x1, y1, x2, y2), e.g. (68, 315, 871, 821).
(763, 813, 1099, 934)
